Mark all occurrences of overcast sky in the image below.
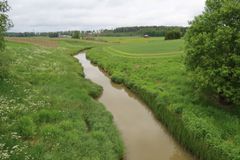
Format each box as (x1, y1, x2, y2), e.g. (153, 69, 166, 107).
(8, 0, 206, 32)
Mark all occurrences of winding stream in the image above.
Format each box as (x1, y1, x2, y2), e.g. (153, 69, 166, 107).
(75, 53, 193, 160)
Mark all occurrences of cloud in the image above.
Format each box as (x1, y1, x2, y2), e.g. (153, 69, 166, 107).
(8, 0, 206, 32)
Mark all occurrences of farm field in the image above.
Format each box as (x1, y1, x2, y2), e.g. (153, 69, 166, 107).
(0, 38, 123, 160)
(87, 37, 240, 160)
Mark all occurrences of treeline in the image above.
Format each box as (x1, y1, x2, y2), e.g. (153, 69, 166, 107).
(6, 31, 73, 37)
(165, 30, 181, 40)
(100, 26, 187, 37)
(5, 26, 187, 39)
(5, 30, 98, 38)
(6, 26, 187, 38)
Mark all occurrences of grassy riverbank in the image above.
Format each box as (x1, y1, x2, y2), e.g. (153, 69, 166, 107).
(0, 38, 123, 160)
(87, 37, 240, 160)
(2, 37, 240, 160)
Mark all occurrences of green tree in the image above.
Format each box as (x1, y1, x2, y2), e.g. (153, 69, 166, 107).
(0, 0, 12, 50)
(185, 0, 240, 105)
(72, 31, 80, 39)
(0, 0, 12, 79)
(48, 32, 59, 38)
(165, 30, 181, 40)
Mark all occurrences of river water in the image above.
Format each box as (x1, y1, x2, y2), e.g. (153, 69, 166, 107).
(75, 53, 193, 160)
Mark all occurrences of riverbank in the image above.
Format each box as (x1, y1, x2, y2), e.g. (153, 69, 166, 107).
(76, 53, 193, 160)
(86, 37, 240, 160)
(3, 37, 240, 160)
(0, 40, 123, 159)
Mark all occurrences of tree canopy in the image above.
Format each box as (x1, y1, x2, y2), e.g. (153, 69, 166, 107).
(165, 30, 181, 40)
(0, 0, 12, 50)
(185, 0, 240, 105)
(100, 26, 187, 37)
(72, 31, 80, 39)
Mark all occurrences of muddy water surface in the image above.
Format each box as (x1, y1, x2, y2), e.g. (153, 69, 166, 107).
(75, 53, 194, 160)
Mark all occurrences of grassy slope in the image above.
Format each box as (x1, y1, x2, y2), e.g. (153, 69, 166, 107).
(87, 37, 240, 160)
(0, 39, 123, 160)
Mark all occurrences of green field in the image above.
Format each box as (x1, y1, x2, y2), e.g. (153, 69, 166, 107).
(87, 37, 240, 160)
(0, 39, 123, 160)
(1, 37, 240, 160)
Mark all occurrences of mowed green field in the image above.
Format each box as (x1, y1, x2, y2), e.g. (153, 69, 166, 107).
(0, 38, 123, 160)
(87, 37, 240, 160)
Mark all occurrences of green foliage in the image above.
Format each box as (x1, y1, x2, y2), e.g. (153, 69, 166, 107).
(87, 37, 240, 160)
(0, 0, 12, 50)
(16, 116, 36, 138)
(72, 31, 80, 39)
(33, 109, 62, 124)
(100, 26, 187, 37)
(48, 32, 59, 38)
(0, 50, 9, 79)
(185, 0, 240, 105)
(165, 30, 181, 40)
(0, 1, 12, 80)
(0, 39, 123, 160)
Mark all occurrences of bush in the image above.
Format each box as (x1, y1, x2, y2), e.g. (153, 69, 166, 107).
(34, 109, 62, 124)
(40, 124, 63, 139)
(48, 32, 59, 38)
(72, 31, 80, 39)
(17, 116, 36, 138)
(0, 1, 12, 50)
(165, 30, 181, 40)
(0, 51, 9, 80)
(0, 1, 12, 79)
(185, 0, 240, 105)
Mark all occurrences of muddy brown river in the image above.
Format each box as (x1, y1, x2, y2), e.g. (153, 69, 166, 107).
(75, 53, 194, 160)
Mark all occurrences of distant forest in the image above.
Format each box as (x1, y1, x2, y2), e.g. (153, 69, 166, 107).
(6, 26, 187, 38)
(100, 26, 187, 37)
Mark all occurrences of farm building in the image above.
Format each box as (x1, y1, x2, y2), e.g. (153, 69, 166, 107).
(144, 34, 150, 38)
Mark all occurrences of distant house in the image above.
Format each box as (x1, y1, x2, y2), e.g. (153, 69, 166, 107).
(144, 34, 150, 38)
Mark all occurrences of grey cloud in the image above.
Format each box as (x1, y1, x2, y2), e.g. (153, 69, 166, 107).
(8, 0, 206, 32)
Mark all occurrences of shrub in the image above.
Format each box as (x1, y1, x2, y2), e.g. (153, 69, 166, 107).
(48, 32, 59, 38)
(40, 124, 63, 139)
(72, 31, 80, 39)
(59, 120, 74, 131)
(0, 1, 12, 79)
(111, 72, 124, 84)
(165, 30, 181, 40)
(16, 116, 35, 138)
(0, 51, 9, 80)
(185, 0, 240, 105)
(0, 0, 12, 50)
(34, 109, 62, 124)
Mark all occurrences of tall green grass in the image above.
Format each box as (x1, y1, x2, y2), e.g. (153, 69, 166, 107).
(0, 39, 123, 160)
(87, 37, 240, 160)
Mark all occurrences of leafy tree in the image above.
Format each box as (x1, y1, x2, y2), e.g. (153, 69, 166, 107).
(165, 30, 181, 40)
(185, 0, 240, 105)
(100, 26, 187, 37)
(0, 0, 12, 50)
(72, 31, 80, 39)
(48, 32, 59, 38)
(0, 0, 12, 79)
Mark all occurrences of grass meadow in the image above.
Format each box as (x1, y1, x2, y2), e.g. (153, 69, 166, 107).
(0, 38, 123, 160)
(87, 37, 240, 160)
(2, 36, 240, 160)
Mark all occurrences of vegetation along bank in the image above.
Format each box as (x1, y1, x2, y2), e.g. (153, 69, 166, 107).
(87, 36, 240, 160)
(0, 38, 124, 160)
